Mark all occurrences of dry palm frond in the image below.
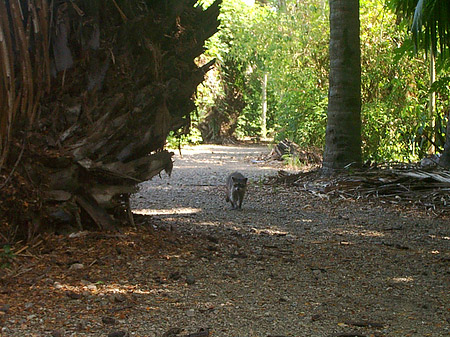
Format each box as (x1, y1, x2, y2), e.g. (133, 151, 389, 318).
(0, 0, 51, 172)
(269, 163, 450, 214)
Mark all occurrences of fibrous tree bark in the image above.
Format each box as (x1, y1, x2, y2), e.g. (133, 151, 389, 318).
(322, 0, 362, 173)
(0, 0, 221, 239)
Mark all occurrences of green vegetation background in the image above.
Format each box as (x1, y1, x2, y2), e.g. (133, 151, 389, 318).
(182, 0, 449, 163)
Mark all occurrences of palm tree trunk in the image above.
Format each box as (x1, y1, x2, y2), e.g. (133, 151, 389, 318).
(0, 0, 221, 237)
(322, 0, 361, 172)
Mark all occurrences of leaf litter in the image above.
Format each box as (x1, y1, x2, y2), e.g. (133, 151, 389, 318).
(0, 145, 448, 337)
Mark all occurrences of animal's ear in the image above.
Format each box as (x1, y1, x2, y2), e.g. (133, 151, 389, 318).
(232, 177, 237, 182)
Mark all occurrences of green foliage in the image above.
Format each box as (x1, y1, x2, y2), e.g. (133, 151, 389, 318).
(166, 129, 203, 149)
(269, 1, 329, 146)
(360, 0, 428, 161)
(281, 153, 305, 169)
(198, 0, 329, 144)
(388, 0, 450, 58)
(0, 245, 14, 269)
(196, 0, 448, 162)
(383, 0, 450, 159)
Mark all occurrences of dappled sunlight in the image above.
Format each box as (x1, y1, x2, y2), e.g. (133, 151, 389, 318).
(294, 218, 313, 223)
(251, 227, 290, 237)
(133, 207, 202, 216)
(173, 163, 277, 171)
(197, 221, 221, 227)
(137, 185, 175, 191)
(52, 281, 155, 296)
(391, 276, 414, 283)
(332, 227, 386, 238)
(429, 234, 450, 241)
(175, 144, 267, 155)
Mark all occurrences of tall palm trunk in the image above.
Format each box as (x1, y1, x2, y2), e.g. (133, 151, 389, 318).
(322, 0, 361, 172)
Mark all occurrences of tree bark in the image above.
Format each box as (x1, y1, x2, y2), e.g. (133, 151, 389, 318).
(0, 0, 221, 238)
(439, 114, 450, 168)
(322, 0, 361, 173)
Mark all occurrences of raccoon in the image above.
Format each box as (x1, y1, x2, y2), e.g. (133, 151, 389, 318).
(225, 172, 248, 210)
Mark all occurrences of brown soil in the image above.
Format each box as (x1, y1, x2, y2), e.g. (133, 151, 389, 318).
(0, 144, 448, 337)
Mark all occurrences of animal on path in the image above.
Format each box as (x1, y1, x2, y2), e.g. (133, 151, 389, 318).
(225, 172, 248, 210)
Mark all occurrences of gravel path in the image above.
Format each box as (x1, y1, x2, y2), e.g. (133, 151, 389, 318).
(131, 144, 449, 337)
(1, 144, 448, 337)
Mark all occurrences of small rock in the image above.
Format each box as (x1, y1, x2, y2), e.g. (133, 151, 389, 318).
(230, 252, 248, 259)
(86, 284, 97, 291)
(102, 316, 117, 325)
(186, 309, 195, 317)
(162, 327, 183, 337)
(26, 314, 36, 320)
(169, 271, 181, 280)
(51, 329, 64, 337)
(54, 282, 63, 289)
(0, 304, 10, 313)
(312, 269, 322, 277)
(42, 278, 54, 285)
(25, 302, 34, 309)
(66, 291, 82, 299)
(69, 231, 89, 238)
(112, 293, 127, 303)
(311, 314, 322, 321)
(76, 320, 87, 331)
(185, 275, 196, 285)
(69, 263, 84, 270)
(206, 235, 219, 244)
(222, 272, 238, 279)
(188, 328, 209, 337)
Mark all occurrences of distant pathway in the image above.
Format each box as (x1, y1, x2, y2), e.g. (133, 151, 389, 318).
(132, 144, 281, 219)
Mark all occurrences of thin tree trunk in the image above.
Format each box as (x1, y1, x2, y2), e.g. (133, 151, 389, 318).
(261, 72, 268, 140)
(429, 47, 436, 153)
(322, 0, 361, 172)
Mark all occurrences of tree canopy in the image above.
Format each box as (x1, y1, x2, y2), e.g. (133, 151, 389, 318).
(389, 0, 450, 57)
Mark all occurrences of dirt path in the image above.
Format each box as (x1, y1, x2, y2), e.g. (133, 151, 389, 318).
(1, 144, 448, 337)
(131, 144, 449, 337)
